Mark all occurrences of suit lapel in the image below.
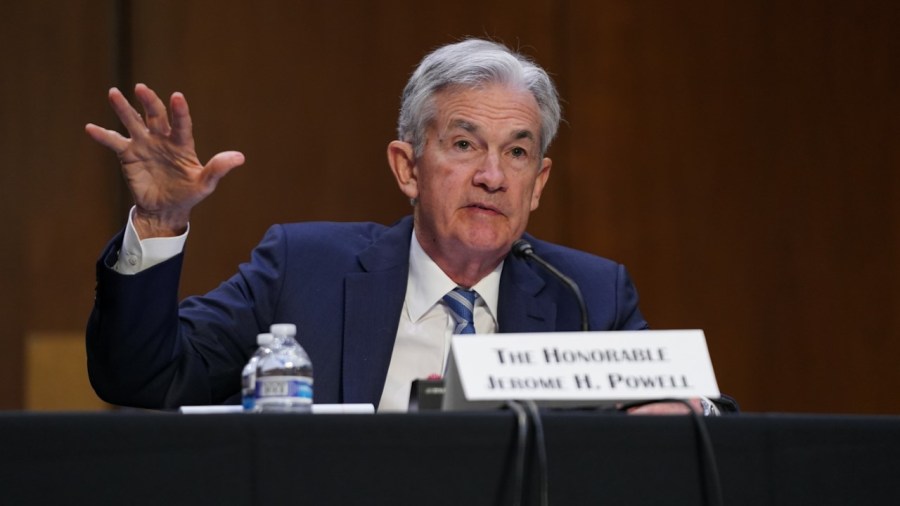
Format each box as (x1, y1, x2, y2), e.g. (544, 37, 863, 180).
(341, 218, 412, 404)
(497, 248, 557, 333)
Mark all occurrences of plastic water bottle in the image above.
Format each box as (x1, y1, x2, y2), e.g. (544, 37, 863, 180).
(241, 332, 274, 412)
(254, 323, 314, 412)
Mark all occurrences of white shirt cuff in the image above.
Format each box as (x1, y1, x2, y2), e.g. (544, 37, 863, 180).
(113, 206, 189, 275)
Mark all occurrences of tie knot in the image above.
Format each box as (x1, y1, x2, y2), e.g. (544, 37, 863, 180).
(449, 287, 477, 305)
(443, 287, 478, 334)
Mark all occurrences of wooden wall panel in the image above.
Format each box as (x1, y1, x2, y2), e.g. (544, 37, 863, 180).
(26, 332, 109, 411)
(561, 1, 900, 412)
(2, 1, 120, 409)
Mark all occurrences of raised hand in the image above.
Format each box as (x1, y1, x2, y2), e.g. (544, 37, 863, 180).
(85, 83, 245, 237)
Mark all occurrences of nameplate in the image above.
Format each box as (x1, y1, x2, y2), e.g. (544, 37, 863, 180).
(442, 330, 719, 410)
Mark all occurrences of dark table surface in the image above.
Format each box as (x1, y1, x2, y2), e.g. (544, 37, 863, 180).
(1, 411, 897, 505)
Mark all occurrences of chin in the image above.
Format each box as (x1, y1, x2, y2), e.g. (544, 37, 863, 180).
(458, 230, 512, 255)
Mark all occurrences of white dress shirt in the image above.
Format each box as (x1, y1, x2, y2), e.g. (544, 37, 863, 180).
(377, 234, 501, 412)
(113, 208, 501, 412)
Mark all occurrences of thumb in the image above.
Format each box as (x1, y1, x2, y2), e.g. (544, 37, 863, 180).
(204, 150, 245, 184)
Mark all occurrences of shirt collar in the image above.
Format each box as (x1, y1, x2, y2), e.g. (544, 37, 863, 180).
(406, 232, 503, 323)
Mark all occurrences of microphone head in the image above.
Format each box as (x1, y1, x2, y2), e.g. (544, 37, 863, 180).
(511, 239, 533, 258)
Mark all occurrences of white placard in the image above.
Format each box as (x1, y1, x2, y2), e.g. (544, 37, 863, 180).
(442, 330, 719, 410)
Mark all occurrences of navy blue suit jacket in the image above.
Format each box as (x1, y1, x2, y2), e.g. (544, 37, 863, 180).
(87, 216, 648, 409)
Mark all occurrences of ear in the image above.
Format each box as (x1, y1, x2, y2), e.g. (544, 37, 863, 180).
(530, 157, 553, 211)
(387, 140, 418, 200)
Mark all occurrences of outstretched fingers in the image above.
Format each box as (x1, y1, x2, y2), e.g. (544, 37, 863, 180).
(84, 123, 130, 153)
(134, 83, 172, 136)
(90, 84, 199, 155)
(87, 83, 243, 226)
(168, 92, 194, 147)
(106, 87, 148, 141)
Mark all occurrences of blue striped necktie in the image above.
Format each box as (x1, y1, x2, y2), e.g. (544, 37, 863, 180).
(443, 287, 478, 334)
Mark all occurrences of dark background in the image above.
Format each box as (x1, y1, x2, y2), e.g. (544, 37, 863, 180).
(2, 0, 898, 413)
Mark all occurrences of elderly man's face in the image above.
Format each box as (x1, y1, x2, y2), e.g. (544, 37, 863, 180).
(390, 84, 552, 269)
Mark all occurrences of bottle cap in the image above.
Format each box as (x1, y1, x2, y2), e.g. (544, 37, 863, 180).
(270, 323, 297, 337)
(256, 333, 274, 346)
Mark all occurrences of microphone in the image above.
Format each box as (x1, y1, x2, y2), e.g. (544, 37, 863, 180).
(511, 239, 590, 331)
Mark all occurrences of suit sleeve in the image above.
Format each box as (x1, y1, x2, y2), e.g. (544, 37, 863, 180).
(86, 225, 289, 408)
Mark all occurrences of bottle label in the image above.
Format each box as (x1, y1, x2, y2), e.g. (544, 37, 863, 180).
(254, 376, 313, 403)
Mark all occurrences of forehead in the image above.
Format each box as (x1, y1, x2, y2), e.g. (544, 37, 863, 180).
(430, 84, 542, 137)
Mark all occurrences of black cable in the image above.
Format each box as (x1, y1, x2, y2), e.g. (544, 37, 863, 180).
(523, 400, 549, 506)
(505, 401, 529, 506)
(687, 403, 724, 506)
(620, 399, 724, 506)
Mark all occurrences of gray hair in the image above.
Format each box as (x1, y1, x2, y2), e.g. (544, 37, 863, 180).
(397, 38, 561, 158)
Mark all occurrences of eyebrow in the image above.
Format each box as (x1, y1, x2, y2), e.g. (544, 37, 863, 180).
(449, 120, 537, 143)
(513, 130, 535, 142)
(451, 119, 478, 133)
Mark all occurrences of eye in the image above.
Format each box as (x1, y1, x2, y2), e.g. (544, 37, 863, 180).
(510, 147, 527, 158)
(455, 140, 472, 150)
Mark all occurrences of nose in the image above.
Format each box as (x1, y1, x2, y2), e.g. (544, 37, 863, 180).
(472, 151, 506, 192)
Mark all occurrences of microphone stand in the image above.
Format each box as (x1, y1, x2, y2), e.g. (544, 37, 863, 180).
(511, 239, 589, 332)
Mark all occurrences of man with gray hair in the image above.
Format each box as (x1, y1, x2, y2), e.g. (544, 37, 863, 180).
(85, 38, 650, 412)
